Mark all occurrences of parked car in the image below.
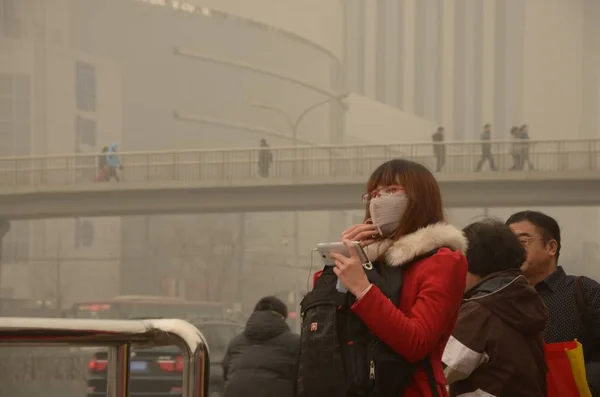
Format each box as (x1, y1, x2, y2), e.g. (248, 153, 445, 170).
(86, 319, 242, 397)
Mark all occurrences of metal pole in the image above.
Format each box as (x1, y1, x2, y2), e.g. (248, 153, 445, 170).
(106, 343, 130, 397)
(55, 236, 62, 314)
(292, 125, 299, 178)
(56, 251, 61, 314)
(293, 210, 300, 333)
(291, 122, 301, 329)
(0, 220, 10, 313)
(237, 213, 246, 306)
(291, 125, 300, 332)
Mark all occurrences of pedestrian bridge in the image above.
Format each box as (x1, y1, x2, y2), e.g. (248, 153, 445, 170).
(0, 139, 598, 219)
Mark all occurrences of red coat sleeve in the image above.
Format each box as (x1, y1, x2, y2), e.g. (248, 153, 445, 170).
(351, 249, 467, 362)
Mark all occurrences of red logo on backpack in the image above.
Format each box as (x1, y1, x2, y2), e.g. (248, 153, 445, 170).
(310, 322, 318, 331)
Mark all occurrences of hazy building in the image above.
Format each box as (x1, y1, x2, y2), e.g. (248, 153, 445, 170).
(344, 0, 600, 141)
(0, 0, 122, 303)
(1, 0, 600, 307)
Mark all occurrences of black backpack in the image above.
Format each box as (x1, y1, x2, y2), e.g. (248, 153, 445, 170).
(296, 249, 442, 397)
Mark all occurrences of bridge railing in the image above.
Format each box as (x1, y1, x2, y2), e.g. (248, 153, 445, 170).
(0, 138, 598, 186)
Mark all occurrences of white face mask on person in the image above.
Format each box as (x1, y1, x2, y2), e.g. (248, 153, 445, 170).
(369, 193, 409, 237)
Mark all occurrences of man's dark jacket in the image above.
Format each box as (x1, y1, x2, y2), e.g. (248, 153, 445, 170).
(222, 310, 299, 397)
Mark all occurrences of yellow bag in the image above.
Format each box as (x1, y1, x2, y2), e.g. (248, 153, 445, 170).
(565, 340, 592, 397)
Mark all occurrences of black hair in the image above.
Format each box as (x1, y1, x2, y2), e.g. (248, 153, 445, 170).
(462, 219, 526, 277)
(253, 296, 288, 318)
(506, 210, 561, 260)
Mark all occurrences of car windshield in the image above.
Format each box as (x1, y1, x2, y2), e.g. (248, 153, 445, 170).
(198, 324, 241, 353)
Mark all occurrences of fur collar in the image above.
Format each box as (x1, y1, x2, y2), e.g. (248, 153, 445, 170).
(364, 223, 468, 267)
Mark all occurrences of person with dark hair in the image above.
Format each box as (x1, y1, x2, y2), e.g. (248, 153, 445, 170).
(518, 124, 535, 170)
(432, 126, 446, 172)
(222, 296, 299, 397)
(507, 210, 600, 395)
(475, 123, 497, 171)
(95, 146, 109, 181)
(509, 126, 523, 170)
(443, 220, 547, 396)
(258, 139, 273, 177)
(301, 158, 468, 397)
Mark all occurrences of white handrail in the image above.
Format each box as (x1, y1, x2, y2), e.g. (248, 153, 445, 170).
(0, 317, 209, 397)
(0, 138, 596, 161)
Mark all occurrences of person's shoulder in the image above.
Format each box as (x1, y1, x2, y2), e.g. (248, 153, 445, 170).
(271, 329, 300, 352)
(577, 275, 600, 296)
(412, 248, 468, 287)
(227, 332, 249, 350)
(420, 247, 468, 272)
(578, 275, 600, 286)
(458, 298, 492, 321)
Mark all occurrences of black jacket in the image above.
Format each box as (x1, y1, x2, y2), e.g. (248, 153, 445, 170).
(222, 311, 300, 397)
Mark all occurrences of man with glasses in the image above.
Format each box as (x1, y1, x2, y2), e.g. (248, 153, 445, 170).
(507, 210, 600, 395)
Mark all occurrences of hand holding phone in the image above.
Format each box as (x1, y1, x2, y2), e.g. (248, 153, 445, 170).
(315, 241, 371, 293)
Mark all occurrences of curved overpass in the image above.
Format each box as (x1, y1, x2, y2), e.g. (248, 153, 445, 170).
(0, 139, 598, 219)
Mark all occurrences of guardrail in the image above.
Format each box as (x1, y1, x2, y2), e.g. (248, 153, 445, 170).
(0, 317, 209, 397)
(0, 351, 89, 381)
(0, 138, 598, 187)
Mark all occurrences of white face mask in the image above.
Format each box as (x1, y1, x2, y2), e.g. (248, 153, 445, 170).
(369, 193, 409, 237)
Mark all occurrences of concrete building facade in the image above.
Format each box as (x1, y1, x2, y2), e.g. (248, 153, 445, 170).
(344, 0, 600, 141)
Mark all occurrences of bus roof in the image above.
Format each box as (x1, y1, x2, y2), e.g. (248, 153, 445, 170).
(112, 295, 187, 302)
(74, 296, 224, 306)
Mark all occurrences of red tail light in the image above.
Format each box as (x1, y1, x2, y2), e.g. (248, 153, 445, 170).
(176, 355, 184, 372)
(88, 357, 108, 372)
(158, 356, 184, 372)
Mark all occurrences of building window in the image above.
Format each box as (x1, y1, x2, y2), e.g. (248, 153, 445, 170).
(0, 0, 19, 38)
(76, 115, 97, 146)
(76, 61, 96, 112)
(74, 218, 95, 248)
(0, 73, 31, 157)
(2, 221, 29, 265)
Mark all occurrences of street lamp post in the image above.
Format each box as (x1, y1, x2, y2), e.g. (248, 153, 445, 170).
(251, 93, 349, 147)
(252, 94, 348, 330)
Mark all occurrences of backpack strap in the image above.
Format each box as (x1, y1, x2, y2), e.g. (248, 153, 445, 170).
(383, 247, 449, 307)
(383, 246, 448, 396)
(423, 358, 440, 397)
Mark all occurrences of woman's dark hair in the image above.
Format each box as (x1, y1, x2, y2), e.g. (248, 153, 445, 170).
(463, 219, 526, 277)
(506, 210, 561, 260)
(254, 296, 288, 318)
(364, 159, 445, 239)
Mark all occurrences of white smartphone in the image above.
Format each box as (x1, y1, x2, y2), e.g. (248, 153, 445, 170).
(315, 241, 370, 267)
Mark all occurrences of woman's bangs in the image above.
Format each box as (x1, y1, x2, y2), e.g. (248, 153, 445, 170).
(367, 162, 403, 192)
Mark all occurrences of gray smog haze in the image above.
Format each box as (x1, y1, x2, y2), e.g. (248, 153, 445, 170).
(1, 0, 600, 323)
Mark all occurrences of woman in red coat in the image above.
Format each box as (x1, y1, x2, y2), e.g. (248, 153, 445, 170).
(328, 158, 468, 396)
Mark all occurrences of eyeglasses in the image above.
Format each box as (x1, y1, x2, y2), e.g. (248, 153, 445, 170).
(361, 185, 404, 204)
(518, 236, 543, 248)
